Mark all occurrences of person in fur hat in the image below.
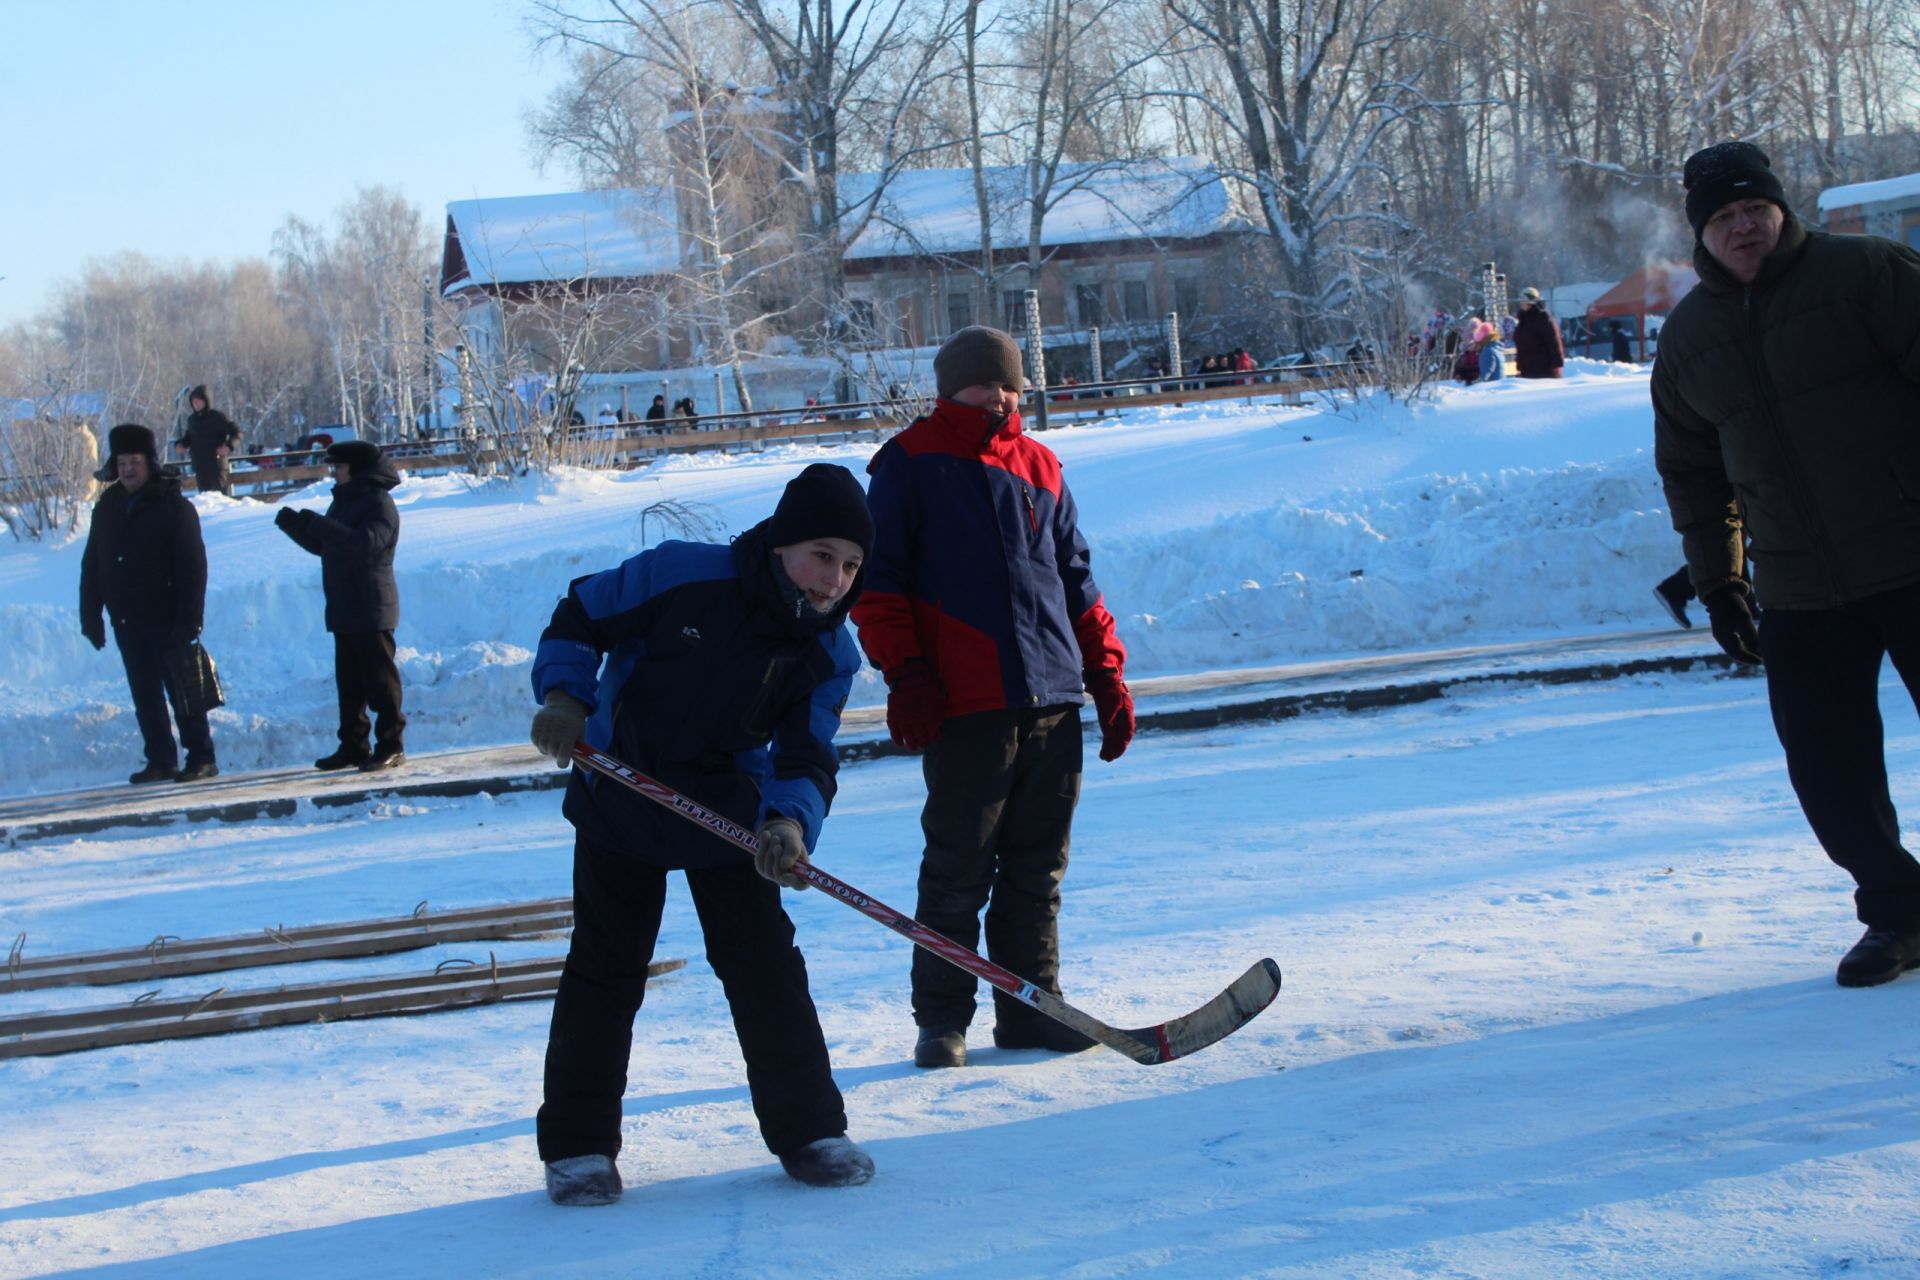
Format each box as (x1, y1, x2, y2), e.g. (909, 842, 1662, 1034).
(273, 439, 407, 773)
(79, 424, 219, 783)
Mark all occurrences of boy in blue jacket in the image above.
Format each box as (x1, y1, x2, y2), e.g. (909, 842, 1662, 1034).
(526, 463, 876, 1204)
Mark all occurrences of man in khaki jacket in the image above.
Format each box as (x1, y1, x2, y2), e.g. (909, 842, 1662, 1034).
(1652, 140, 1920, 987)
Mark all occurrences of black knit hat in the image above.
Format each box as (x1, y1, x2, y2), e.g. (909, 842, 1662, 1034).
(934, 325, 1026, 401)
(1683, 141, 1789, 239)
(768, 463, 874, 557)
(96, 423, 159, 480)
(325, 439, 383, 471)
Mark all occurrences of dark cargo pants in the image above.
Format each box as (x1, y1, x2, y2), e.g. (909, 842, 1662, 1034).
(1761, 579, 1920, 931)
(536, 833, 847, 1162)
(911, 705, 1083, 1034)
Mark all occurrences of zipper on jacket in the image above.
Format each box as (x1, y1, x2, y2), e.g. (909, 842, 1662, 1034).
(1741, 283, 1847, 606)
(1023, 485, 1038, 534)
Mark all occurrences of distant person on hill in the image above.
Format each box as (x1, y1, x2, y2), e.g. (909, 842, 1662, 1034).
(525, 463, 878, 1204)
(175, 384, 241, 497)
(644, 395, 667, 425)
(273, 440, 407, 773)
(79, 424, 219, 784)
(1512, 288, 1566, 378)
(1652, 139, 1920, 988)
(852, 324, 1134, 1070)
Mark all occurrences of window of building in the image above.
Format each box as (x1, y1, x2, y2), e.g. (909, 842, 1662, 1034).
(947, 292, 973, 336)
(1122, 279, 1151, 321)
(1076, 283, 1105, 327)
(1174, 277, 1202, 321)
(1002, 289, 1028, 330)
(847, 299, 877, 337)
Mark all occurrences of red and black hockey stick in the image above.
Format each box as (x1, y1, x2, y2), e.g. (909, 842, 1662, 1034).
(570, 741, 1282, 1065)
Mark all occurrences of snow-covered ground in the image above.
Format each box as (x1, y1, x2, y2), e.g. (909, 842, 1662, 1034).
(5, 362, 1919, 1278)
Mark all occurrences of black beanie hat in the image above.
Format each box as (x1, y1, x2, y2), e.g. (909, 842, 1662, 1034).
(1683, 141, 1789, 239)
(325, 439, 383, 471)
(934, 325, 1026, 401)
(96, 423, 159, 480)
(768, 463, 874, 557)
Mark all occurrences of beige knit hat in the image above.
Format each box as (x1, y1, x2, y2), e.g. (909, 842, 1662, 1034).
(934, 326, 1026, 400)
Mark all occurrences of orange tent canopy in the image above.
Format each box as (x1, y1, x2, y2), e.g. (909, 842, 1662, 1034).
(1583, 261, 1699, 359)
(1586, 262, 1698, 319)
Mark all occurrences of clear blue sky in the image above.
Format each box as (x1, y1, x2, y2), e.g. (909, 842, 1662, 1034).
(0, 0, 581, 325)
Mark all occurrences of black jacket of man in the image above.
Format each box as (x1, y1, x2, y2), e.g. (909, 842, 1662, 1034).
(80, 470, 207, 643)
(275, 452, 403, 632)
(1652, 216, 1920, 610)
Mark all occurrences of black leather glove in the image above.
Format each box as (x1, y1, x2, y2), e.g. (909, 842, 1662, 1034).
(171, 626, 202, 651)
(1702, 583, 1762, 666)
(273, 506, 297, 532)
(82, 620, 106, 651)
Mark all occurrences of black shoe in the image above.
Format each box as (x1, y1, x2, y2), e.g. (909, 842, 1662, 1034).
(778, 1136, 875, 1187)
(1836, 927, 1920, 988)
(174, 760, 219, 783)
(129, 764, 177, 785)
(359, 749, 407, 773)
(315, 748, 372, 771)
(545, 1154, 622, 1206)
(1652, 578, 1693, 629)
(913, 1025, 967, 1069)
(993, 1019, 1096, 1054)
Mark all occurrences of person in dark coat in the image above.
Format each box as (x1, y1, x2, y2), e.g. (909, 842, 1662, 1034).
(643, 395, 667, 423)
(1610, 321, 1634, 363)
(524, 463, 878, 1205)
(1652, 139, 1920, 988)
(852, 325, 1134, 1070)
(1511, 288, 1566, 378)
(79, 424, 219, 784)
(273, 440, 407, 772)
(174, 385, 242, 497)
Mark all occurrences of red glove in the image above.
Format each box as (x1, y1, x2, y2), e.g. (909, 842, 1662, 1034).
(1085, 668, 1135, 762)
(885, 660, 945, 751)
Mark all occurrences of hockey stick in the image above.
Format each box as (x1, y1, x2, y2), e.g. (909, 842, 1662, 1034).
(570, 741, 1282, 1065)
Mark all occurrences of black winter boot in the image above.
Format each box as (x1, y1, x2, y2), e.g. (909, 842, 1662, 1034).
(129, 763, 177, 785)
(174, 760, 219, 783)
(359, 747, 407, 773)
(1652, 571, 1694, 629)
(913, 1025, 967, 1069)
(315, 747, 372, 771)
(993, 1018, 1095, 1054)
(545, 1154, 622, 1206)
(778, 1136, 875, 1187)
(1836, 927, 1920, 988)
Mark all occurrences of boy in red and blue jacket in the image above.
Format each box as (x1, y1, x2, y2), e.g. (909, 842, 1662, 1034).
(852, 325, 1135, 1069)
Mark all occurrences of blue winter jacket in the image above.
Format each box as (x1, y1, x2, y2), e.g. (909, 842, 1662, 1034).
(531, 522, 861, 867)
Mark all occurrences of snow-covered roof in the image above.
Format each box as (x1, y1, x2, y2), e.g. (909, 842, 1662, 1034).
(843, 157, 1240, 261)
(442, 190, 681, 293)
(1816, 169, 1920, 211)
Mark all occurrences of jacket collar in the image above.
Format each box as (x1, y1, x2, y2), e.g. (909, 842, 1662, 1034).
(924, 397, 1023, 454)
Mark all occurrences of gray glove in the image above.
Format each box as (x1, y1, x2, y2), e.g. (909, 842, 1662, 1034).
(530, 690, 590, 767)
(754, 817, 810, 890)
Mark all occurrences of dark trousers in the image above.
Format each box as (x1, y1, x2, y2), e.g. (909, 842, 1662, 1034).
(114, 622, 214, 769)
(333, 630, 405, 754)
(1760, 580, 1920, 931)
(190, 454, 232, 498)
(912, 706, 1083, 1032)
(536, 833, 846, 1162)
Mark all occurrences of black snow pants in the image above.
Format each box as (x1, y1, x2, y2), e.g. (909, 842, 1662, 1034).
(911, 705, 1083, 1035)
(332, 630, 406, 755)
(536, 832, 847, 1163)
(1760, 579, 1920, 933)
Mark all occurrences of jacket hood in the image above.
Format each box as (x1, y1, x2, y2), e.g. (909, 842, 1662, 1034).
(188, 384, 211, 409)
(336, 451, 402, 493)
